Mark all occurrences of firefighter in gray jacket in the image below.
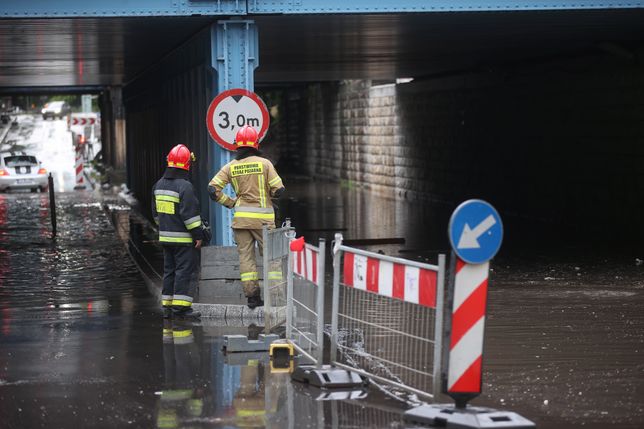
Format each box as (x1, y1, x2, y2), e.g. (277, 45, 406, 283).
(152, 144, 204, 319)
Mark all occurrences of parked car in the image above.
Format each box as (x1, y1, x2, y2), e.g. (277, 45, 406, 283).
(41, 101, 71, 120)
(0, 152, 48, 192)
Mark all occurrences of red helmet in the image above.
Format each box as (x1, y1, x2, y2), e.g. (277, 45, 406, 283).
(234, 125, 259, 150)
(167, 144, 195, 170)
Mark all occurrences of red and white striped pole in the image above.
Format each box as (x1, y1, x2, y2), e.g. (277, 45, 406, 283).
(443, 199, 502, 409)
(73, 133, 86, 190)
(445, 257, 489, 407)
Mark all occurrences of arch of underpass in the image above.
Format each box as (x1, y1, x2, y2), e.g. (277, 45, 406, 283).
(2, 4, 644, 429)
(1, 3, 643, 245)
(123, 9, 644, 247)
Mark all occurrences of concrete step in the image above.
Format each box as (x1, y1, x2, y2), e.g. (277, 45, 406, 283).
(197, 279, 247, 305)
(198, 246, 263, 304)
(201, 246, 261, 268)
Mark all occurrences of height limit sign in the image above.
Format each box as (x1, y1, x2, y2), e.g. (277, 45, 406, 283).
(206, 88, 270, 151)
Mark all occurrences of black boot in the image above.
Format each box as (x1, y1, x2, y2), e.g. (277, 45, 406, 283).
(247, 294, 264, 309)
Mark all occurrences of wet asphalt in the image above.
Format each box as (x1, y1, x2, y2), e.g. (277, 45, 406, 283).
(284, 180, 644, 429)
(0, 190, 405, 429)
(0, 116, 642, 428)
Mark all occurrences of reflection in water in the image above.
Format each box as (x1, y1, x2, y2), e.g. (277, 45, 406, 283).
(2, 179, 639, 428)
(153, 321, 404, 429)
(0, 190, 409, 428)
(281, 178, 644, 429)
(157, 320, 204, 428)
(282, 179, 450, 261)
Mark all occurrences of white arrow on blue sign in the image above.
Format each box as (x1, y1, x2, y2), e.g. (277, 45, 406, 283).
(448, 199, 503, 264)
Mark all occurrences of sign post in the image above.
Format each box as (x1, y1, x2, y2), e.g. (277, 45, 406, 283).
(81, 94, 92, 113)
(404, 199, 535, 428)
(206, 88, 269, 152)
(445, 199, 502, 407)
(208, 20, 259, 246)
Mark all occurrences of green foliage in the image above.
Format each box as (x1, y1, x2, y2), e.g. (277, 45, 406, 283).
(48, 94, 80, 107)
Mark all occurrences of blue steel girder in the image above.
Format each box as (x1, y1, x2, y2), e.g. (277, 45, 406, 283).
(0, 0, 245, 17)
(209, 20, 259, 246)
(1, 0, 643, 17)
(249, 0, 644, 13)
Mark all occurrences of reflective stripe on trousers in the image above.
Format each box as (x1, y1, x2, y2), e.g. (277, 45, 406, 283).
(241, 271, 258, 282)
(268, 271, 282, 280)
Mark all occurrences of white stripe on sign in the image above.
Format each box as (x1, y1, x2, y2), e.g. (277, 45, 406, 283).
(354, 254, 368, 290)
(378, 260, 393, 297)
(305, 248, 314, 282)
(453, 262, 489, 310)
(404, 266, 420, 304)
(448, 316, 485, 389)
(294, 249, 304, 278)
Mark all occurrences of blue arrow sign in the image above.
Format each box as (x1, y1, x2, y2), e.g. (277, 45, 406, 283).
(448, 199, 503, 264)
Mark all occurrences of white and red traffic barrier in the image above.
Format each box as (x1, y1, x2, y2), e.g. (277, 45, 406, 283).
(70, 116, 96, 126)
(73, 135, 86, 190)
(342, 251, 438, 308)
(293, 244, 320, 285)
(287, 235, 326, 366)
(446, 258, 489, 395)
(329, 235, 446, 398)
(74, 150, 85, 189)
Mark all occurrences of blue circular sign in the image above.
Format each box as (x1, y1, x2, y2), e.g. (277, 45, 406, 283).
(448, 199, 503, 264)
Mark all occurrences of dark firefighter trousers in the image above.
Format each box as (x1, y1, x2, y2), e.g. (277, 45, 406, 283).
(162, 246, 199, 311)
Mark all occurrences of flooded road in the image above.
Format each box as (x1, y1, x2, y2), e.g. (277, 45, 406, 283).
(281, 178, 644, 429)
(0, 154, 642, 427)
(0, 191, 405, 428)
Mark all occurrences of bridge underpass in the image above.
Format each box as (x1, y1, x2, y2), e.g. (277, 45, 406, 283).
(1, 2, 643, 428)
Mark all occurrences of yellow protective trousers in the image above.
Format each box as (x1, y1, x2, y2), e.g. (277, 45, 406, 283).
(234, 228, 264, 297)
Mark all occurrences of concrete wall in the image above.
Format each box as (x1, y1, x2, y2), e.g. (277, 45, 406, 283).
(281, 53, 644, 241)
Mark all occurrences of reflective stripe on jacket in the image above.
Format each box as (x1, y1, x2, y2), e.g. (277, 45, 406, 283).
(152, 168, 204, 246)
(208, 155, 284, 230)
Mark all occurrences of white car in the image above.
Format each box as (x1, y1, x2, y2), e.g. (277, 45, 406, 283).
(41, 101, 71, 120)
(0, 152, 49, 192)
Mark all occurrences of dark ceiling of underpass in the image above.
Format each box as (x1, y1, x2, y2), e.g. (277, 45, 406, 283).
(0, 10, 643, 89)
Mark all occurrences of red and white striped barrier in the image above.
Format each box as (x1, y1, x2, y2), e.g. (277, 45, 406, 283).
(342, 251, 438, 308)
(446, 258, 489, 393)
(293, 245, 320, 285)
(74, 147, 86, 190)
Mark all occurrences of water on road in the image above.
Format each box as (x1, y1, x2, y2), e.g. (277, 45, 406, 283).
(282, 179, 644, 429)
(0, 191, 405, 428)
(0, 116, 642, 428)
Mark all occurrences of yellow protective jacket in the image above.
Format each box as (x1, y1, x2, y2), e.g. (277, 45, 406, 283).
(208, 155, 284, 229)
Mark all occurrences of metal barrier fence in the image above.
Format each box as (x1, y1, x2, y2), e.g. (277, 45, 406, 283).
(287, 239, 326, 365)
(262, 222, 294, 332)
(330, 233, 446, 400)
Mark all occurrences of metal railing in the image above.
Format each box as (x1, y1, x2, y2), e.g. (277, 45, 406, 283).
(287, 239, 326, 365)
(329, 233, 446, 400)
(262, 221, 294, 332)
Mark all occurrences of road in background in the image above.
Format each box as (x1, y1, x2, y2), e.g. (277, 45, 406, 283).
(0, 114, 99, 192)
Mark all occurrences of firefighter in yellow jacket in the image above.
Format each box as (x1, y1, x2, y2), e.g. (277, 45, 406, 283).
(208, 125, 285, 309)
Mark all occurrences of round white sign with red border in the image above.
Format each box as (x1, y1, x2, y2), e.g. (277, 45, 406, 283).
(206, 88, 270, 151)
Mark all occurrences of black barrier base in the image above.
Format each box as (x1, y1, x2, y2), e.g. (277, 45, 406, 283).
(293, 383, 369, 401)
(403, 404, 536, 429)
(291, 365, 366, 388)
